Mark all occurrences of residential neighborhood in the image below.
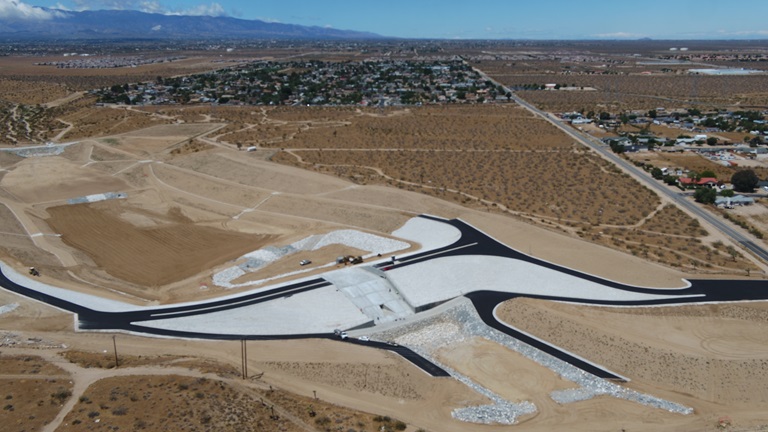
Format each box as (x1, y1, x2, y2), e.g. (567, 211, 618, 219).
(94, 59, 511, 107)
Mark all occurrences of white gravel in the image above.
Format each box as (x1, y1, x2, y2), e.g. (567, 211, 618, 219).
(386, 255, 701, 308)
(313, 229, 409, 253)
(137, 286, 371, 335)
(373, 298, 692, 425)
(0, 215, 702, 425)
(213, 229, 411, 289)
(392, 216, 462, 251)
(0, 303, 19, 315)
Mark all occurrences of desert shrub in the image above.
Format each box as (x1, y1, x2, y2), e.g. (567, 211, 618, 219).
(200, 412, 212, 424)
(50, 388, 72, 404)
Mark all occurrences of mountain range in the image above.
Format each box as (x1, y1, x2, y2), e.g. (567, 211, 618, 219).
(0, 9, 383, 40)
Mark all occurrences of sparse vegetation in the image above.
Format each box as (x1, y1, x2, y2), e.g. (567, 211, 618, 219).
(1, 39, 768, 432)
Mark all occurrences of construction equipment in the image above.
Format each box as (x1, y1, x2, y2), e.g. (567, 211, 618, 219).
(336, 255, 364, 265)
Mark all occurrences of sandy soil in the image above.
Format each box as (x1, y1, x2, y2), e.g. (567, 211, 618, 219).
(0, 353, 73, 432)
(0, 106, 766, 431)
(497, 298, 768, 430)
(46, 203, 276, 287)
(0, 156, 129, 203)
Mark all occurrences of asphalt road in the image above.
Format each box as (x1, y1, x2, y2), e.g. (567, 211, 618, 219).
(536, 108, 768, 263)
(474, 66, 768, 264)
(2, 216, 767, 379)
(0, 266, 450, 376)
(379, 217, 768, 380)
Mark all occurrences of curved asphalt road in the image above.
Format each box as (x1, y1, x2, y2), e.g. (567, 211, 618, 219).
(379, 216, 768, 379)
(1, 215, 766, 379)
(0, 268, 449, 376)
(472, 65, 768, 263)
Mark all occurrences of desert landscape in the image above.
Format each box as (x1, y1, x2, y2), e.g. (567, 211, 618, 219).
(1, 38, 768, 432)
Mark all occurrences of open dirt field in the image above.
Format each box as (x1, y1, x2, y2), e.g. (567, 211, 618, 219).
(0, 54, 245, 92)
(480, 51, 768, 112)
(0, 354, 73, 432)
(46, 203, 275, 287)
(496, 298, 768, 431)
(258, 104, 757, 274)
(1, 49, 767, 431)
(0, 346, 420, 432)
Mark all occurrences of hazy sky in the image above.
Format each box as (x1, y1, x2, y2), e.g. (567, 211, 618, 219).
(14, 0, 768, 39)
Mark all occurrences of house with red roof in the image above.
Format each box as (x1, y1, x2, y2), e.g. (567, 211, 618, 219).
(678, 177, 719, 188)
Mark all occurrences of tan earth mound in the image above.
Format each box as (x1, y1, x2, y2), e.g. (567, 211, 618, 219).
(46, 204, 276, 287)
(0, 156, 128, 203)
(497, 299, 768, 408)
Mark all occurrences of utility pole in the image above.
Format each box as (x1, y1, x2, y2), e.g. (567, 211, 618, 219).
(112, 335, 119, 368)
(241, 339, 248, 379)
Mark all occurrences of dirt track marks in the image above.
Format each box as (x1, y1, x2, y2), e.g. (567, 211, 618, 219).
(46, 204, 275, 286)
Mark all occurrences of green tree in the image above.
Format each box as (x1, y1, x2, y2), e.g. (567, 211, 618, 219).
(619, 113, 630, 124)
(700, 170, 717, 178)
(706, 137, 719, 146)
(609, 141, 625, 154)
(663, 175, 679, 185)
(694, 187, 717, 204)
(651, 167, 664, 180)
(731, 169, 759, 192)
(720, 189, 735, 197)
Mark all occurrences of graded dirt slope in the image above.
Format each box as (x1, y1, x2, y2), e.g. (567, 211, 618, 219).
(496, 298, 768, 430)
(1, 89, 768, 432)
(46, 203, 276, 287)
(0, 156, 129, 203)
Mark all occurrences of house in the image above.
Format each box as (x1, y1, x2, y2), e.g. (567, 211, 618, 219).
(678, 177, 718, 188)
(603, 137, 631, 146)
(716, 195, 755, 207)
(623, 144, 649, 152)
